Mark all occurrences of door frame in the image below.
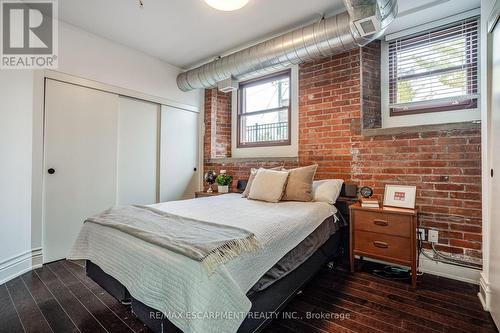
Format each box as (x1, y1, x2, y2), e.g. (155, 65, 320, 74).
(31, 70, 201, 264)
(479, 0, 500, 312)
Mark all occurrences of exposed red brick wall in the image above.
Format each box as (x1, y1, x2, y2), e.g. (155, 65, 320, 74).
(204, 89, 232, 159)
(351, 128, 482, 262)
(203, 43, 482, 264)
(299, 50, 361, 181)
(204, 160, 300, 192)
(361, 41, 382, 129)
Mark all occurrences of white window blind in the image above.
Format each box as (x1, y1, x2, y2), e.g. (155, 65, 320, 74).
(388, 17, 479, 115)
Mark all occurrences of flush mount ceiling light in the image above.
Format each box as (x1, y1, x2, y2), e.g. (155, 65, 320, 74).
(204, 0, 249, 11)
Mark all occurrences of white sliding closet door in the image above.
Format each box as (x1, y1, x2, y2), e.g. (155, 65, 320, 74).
(43, 79, 119, 263)
(160, 106, 199, 201)
(116, 97, 159, 205)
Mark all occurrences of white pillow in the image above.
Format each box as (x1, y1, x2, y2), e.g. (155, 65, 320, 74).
(312, 179, 344, 204)
(248, 168, 289, 203)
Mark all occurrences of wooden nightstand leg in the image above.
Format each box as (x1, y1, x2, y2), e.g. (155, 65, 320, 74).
(350, 254, 355, 273)
(411, 262, 417, 288)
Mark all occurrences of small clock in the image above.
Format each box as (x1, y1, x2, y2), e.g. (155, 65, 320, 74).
(359, 186, 373, 198)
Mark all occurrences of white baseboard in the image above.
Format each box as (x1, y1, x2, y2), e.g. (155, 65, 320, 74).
(479, 272, 491, 310)
(0, 248, 43, 285)
(419, 255, 481, 285)
(357, 255, 481, 284)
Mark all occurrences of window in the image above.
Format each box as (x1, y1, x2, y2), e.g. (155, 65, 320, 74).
(237, 70, 291, 147)
(388, 18, 478, 116)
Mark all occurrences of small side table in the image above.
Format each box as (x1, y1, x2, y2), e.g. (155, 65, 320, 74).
(349, 202, 418, 288)
(194, 191, 226, 198)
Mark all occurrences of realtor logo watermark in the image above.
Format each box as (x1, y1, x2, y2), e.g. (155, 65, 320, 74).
(1, 0, 58, 69)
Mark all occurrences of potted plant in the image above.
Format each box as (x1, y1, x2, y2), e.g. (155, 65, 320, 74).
(215, 170, 232, 193)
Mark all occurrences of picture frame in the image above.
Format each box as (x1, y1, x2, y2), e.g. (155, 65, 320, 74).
(383, 185, 417, 209)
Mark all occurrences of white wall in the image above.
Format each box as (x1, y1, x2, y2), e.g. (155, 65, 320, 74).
(58, 22, 201, 107)
(0, 21, 202, 284)
(0, 71, 35, 283)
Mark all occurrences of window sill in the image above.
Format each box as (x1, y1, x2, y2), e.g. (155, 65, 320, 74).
(361, 121, 481, 137)
(208, 156, 298, 164)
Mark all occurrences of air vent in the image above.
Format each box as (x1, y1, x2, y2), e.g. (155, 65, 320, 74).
(217, 77, 238, 93)
(354, 16, 381, 36)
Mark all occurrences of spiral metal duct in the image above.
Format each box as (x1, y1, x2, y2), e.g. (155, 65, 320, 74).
(177, 0, 398, 91)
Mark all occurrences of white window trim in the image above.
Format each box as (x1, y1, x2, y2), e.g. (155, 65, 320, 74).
(381, 10, 481, 129)
(231, 65, 299, 158)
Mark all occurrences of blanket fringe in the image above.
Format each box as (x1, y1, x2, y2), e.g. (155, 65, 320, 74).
(201, 235, 260, 275)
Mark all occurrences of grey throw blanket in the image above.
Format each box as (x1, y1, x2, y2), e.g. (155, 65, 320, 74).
(85, 205, 260, 274)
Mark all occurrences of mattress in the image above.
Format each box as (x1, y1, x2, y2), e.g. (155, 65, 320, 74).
(68, 194, 337, 333)
(248, 214, 342, 294)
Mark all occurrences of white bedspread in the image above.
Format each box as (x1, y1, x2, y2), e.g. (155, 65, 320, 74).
(68, 194, 337, 333)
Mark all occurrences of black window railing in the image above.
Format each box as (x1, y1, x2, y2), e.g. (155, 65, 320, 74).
(243, 121, 288, 143)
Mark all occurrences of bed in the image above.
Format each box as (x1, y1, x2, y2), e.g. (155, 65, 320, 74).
(69, 191, 352, 333)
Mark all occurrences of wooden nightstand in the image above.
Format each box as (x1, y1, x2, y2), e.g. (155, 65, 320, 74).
(194, 191, 226, 198)
(349, 202, 418, 288)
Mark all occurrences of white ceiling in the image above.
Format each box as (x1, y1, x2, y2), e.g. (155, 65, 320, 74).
(58, 0, 480, 69)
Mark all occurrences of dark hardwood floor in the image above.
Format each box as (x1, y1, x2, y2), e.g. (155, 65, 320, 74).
(0, 260, 497, 333)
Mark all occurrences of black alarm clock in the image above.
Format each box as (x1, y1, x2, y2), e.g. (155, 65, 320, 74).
(359, 186, 373, 198)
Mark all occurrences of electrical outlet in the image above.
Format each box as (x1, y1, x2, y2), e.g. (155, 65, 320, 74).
(417, 228, 425, 241)
(428, 229, 439, 243)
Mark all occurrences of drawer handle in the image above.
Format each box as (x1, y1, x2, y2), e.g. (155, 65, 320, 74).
(373, 241, 389, 249)
(373, 219, 389, 226)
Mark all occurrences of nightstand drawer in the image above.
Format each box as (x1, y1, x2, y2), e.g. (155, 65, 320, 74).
(349, 202, 418, 287)
(353, 210, 411, 238)
(354, 230, 411, 262)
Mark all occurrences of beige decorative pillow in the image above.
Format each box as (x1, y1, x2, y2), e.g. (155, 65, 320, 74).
(282, 165, 318, 202)
(248, 168, 289, 203)
(242, 166, 283, 197)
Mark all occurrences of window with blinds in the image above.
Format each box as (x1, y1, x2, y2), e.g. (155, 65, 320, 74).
(388, 18, 479, 116)
(237, 70, 291, 147)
